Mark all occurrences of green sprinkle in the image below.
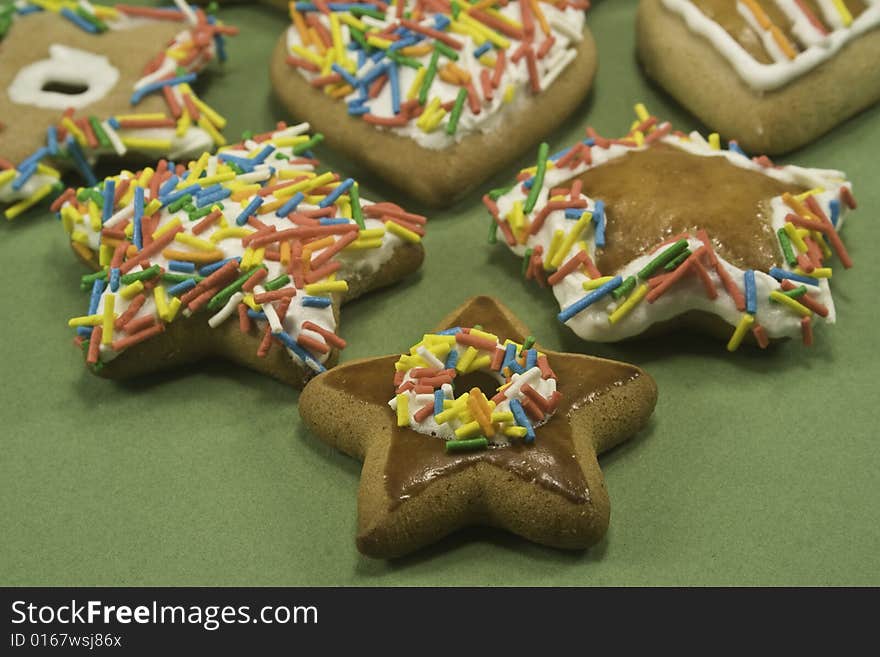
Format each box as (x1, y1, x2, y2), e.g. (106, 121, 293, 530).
(777, 227, 797, 266)
(445, 437, 489, 452)
(783, 285, 807, 298)
(207, 267, 265, 311)
(387, 51, 422, 70)
(274, 152, 288, 160)
(162, 272, 203, 284)
(349, 28, 371, 53)
(187, 206, 214, 222)
(451, 0, 461, 18)
(75, 7, 107, 31)
(487, 216, 498, 244)
(637, 239, 689, 280)
(522, 248, 533, 277)
(292, 133, 323, 155)
(348, 6, 384, 19)
(520, 336, 536, 355)
(207, 1, 219, 15)
(663, 249, 692, 272)
(418, 51, 440, 105)
(433, 41, 459, 61)
(523, 142, 549, 214)
(120, 265, 162, 285)
(612, 275, 636, 300)
(76, 188, 91, 202)
(167, 195, 192, 213)
(80, 270, 108, 291)
(350, 182, 365, 229)
(241, 130, 253, 140)
(265, 274, 291, 291)
(488, 184, 514, 201)
(445, 87, 468, 136)
(88, 117, 111, 148)
(228, 162, 244, 175)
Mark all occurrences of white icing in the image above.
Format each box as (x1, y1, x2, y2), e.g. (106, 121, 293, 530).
(65, 124, 411, 372)
(284, 2, 586, 150)
(661, 0, 880, 91)
(492, 130, 852, 342)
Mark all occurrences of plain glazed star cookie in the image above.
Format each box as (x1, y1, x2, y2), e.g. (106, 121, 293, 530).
(299, 296, 657, 558)
(270, 0, 597, 206)
(61, 122, 426, 387)
(484, 106, 856, 351)
(637, 0, 880, 154)
(0, 1, 236, 219)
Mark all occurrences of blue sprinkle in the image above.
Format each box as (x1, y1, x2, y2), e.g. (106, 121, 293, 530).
(558, 275, 622, 323)
(444, 349, 459, 370)
(592, 200, 606, 248)
(388, 35, 418, 52)
(169, 260, 196, 273)
(88, 279, 106, 315)
(11, 163, 37, 192)
(196, 188, 231, 208)
(130, 73, 197, 105)
(319, 218, 352, 226)
(434, 389, 445, 416)
(501, 343, 517, 371)
(20, 146, 50, 171)
(829, 199, 840, 227)
(564, 208, 584, 220)
(348, 104, 370, 116)
(109, 268, 120, 293)
(275, 331, 326, 372)
(331, 63, 361, 89)
(65, 137, 96, 186)
(584, 138, 595, 146)
(318, 178, 354, 208)
(768, 267, 819, 287)
(77, 327, 93, 338)
(301, 296, 332, 308)
(276, 191, 304, 218)
(17, 5, 43, 15)
(159, 183, 200, 208)
(389, 62, 401, 115)
(744, 269, 757, 315)
(434, 14, 450, 30)
(107, 116, 121, 130)
(360, 62, 388, 86)
(247, 309, 267, 320)
(235, 196, 264, 226)
(47, 127, 59, 156)
(158, 175, 180, 197)
(369, 49, 385, 64)
(525, 348, 537, 370)
(200, 257, 240, 276)
(132, 187, 144, 250)
(60, 7, 98, 33)
(251, 144, 275, 164)
(217, 153, 255, 172)
(473, 42, 492, 58)
(728, 140, 747, 157)
(436, 327, 462, 335)
(102, 179, 115, 224)
(357, 49, 366, 68)
(167, 278, 198, 297)
(508, 398, 535, 443)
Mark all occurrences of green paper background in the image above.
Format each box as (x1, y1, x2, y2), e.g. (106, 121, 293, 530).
(2, 0, 878, 586)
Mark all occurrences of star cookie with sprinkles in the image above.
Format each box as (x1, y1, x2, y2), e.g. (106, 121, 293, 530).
(299, 296, 657, 558)
(638, 0, 880, 154)
(0, 1, 236, 220)
(61, 122, 426, 387)
(485, 105, 857, 351)
(270, 0, 597, 206)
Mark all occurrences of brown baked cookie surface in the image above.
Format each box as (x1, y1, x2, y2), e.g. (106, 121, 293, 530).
(637, 0, 880, 154)
(299, 296, 657, 558)
(484, 108, 857, 351)
(0, 3, 236, 219)
(63, 123, 426, 387)
(270, 1, 597, 206)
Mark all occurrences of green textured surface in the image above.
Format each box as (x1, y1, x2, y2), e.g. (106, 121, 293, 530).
(2, 0, 879, 586)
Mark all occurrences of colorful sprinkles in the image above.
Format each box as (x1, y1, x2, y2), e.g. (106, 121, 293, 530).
(283, 0, 590, 147)
(63, 122, 426, 374)
(484, 104, 856, 350)
(389, 328, 561, 451)
(0, 0, 237, 220)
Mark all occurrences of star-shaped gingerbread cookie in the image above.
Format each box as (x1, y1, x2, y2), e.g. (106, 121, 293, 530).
(62, 123, 426, 387)
(0, 2, 236, 219)
(485, 106, 856, 350)
(299, 296, 657, 558)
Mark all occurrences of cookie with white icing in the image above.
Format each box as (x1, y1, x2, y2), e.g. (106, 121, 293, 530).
(637, 0, 880, 154)
(62, 123, 426, 387)
(0, 1, 236, 220)
(485, 106, 856, 351)
(270, 0, 597, 206)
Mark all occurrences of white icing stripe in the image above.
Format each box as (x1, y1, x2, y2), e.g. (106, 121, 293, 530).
(661, 0, 880, 91)
(492, 130, 852, 342)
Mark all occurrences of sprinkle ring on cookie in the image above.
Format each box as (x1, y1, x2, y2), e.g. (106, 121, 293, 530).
(390, 327, 561, 450)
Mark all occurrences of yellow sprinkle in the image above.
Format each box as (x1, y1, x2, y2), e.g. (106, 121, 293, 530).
(634, 103, 650, 122)
(456, 346, 478, 373)
(583, 276, 616, 290)
(832, 0, 853, 26)
(457, 13, 509, 48)
(358, 227, 385, 240)
(455, 421, 483, 439)
(240, 247, 253, 271)
(211, 227, 253, 243)
(68, 314, 103, 328)
(386, 221, 421, 243)
(503, 84, 516, 103)
(197, 116, 226, 147)
(152, 217, 182, 240)
(550, 212, 592, 269)
(144, 199, 162, 217)
(435, 394, 470, 424)
(396, 394, 410, 427)
(174, 233, 216, 251)
(608, 284, 649, 324)
(101, 294, 115, 345)
(507, 201, 525, 234)
(783, 222, 808, 252)
(99, 244, 113, 268)
(796, 267, 832, 278)
(470, 355, 492, 371)
(5, 183, 55, 220)
(338, 12, 366, 32)
(164, 297, 182, 323)
(275, 170, 334, 194)
(61, 117, 86, 146)
(120, 280, 144, 300)
(121, 137, 173, 151)
(270, 136, 309, 148)
(503, 426, 528, 438)
(290, 44, 322, 67)
(176, 111, 191, 137)
(726, 313, 755, 352)
(197, 171, 236, 187)
(304, 280, 349, 295)
(343, 238, 384, 250)
(478, 54, 496, 68)
(0, 170, 17, 187)
(632, 130, 645, 147)
(186, 152, 210, 183)
(243, 294, 261, 311)
(116, 113, 166, 122)
(69, 230, 90, 246)
(366, 35, 392, 49)
(491, 411, 514, 423)
(36, 163, 61, 179)
(153, 286, 169, 322)
(192, 96, 227, 130)
(470, 328, 499, 343)
(544, 229, 565, 271)
(769, 290, 811, 317)
(708, 133, 721, 150)
(795, 187, 825, 202)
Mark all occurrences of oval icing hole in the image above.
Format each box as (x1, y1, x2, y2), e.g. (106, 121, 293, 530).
(41, 80, 90, 96)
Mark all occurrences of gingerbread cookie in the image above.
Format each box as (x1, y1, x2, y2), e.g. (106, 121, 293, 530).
(638, 0, 880, 154)
(485, 106, 856, 351)
(0, 1, 236, 220)
(62, 122, 426, 387)
(270, 0, 596, 206)
(299, 296, 657, 558)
